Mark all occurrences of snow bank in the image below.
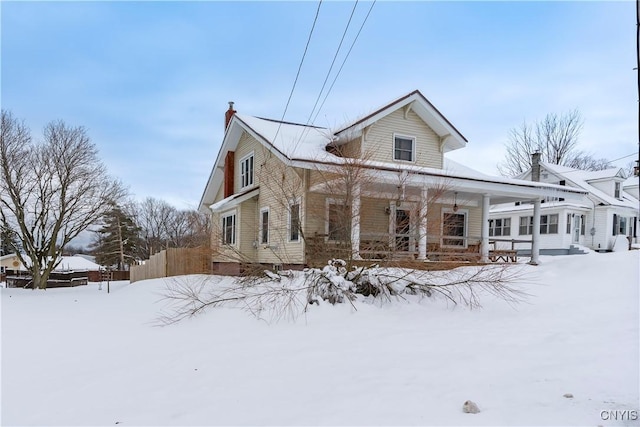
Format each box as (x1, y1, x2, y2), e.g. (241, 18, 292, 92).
(1, 251, 638, 426)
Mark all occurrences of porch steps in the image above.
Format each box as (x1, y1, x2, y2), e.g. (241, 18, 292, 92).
(568, 244, 590, 255)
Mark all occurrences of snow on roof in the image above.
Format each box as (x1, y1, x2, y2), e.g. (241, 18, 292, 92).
(236, 115, 335, 162)
(623, 175, 639, 188)
(236, 116, 580, 193)
(55, 256, 101, 271)
(541, 162, 637, 208)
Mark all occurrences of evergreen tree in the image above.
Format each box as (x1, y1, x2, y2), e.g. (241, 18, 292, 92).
(91, 205, 141, 269)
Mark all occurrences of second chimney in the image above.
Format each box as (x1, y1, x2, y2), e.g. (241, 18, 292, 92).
(225, 101, 236, 130)
(531, 152, 541, 182)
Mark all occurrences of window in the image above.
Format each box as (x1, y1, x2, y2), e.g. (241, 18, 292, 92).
(221, 212, 236, 245)
(240, 153, 254, 189)
(327, 201, 350, 241)
(489, 218, 511, 237)
(442, 210, 466, 247)
(540, 214, 558, 234)
(260, 208, 269, 245)
(566, 214, 572, 234)
(393, 135, 415, 162)
(615, 182, 621, 199)
(519, 216, 533, 235)
(580, 215, 586, 235)
(618, 216, 628, 236)
(289, 201, 301, 242)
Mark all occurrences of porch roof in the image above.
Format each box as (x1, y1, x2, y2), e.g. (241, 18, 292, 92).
(208, 187, 260, 213)
(305, 158, 587, 204)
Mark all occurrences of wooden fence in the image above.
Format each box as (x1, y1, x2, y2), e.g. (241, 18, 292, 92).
(130, 247, 211, 283)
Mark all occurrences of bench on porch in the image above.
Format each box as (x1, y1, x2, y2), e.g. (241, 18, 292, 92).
(488, 249, 518, 263)
(426, 242, 481, 262)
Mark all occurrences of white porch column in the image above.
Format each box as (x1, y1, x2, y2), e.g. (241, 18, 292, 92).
(480, 194, 490, 262)
(418, 188, 428, 260)
(530, 199, 541, 265)
(351, 182, 361, 260)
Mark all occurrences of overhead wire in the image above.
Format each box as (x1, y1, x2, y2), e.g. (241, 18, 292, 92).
(271, 0, 323, 152)
(310, 0, 377, 129)
(292, 0, 376, 153)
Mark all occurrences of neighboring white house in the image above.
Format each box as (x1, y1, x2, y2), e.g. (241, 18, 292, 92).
(490, 156, 639, 254)
(0, 254, 100, 272)
(199, 90, 588, 272)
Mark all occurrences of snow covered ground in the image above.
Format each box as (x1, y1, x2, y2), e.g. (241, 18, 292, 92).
(2, 251, 639, 426)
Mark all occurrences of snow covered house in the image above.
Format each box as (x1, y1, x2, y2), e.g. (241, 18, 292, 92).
(198, 90, 587, 273)
(490, 155, 640, 254)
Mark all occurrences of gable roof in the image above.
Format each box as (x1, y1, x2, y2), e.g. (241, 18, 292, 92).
(539, 162, 637, 208)
(198, 92, 586, 211)
(332, 89, 467, 152)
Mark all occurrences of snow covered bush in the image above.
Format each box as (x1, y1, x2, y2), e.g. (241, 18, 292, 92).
(158, 260, 530, 325)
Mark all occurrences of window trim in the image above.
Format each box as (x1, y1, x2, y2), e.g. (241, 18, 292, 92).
(393, 133, 416, 163)
(260, 207, 270, 245)
(489, 217, 511, 237)
(441, 208, 468, 248)
(221, 210, 237, 246)
(288, 198, 301, 243)
(540, 214, 559, 235)
(519, 216, 533, 236)
(239, 152, 255, 190)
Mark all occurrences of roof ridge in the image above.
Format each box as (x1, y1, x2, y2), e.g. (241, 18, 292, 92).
(251, 115, 327, 129)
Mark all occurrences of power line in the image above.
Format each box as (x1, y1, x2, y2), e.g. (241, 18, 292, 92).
(301, 1, 359, 133)
(293, 0, 376, 152)
(608, 152, 637, 163)
(272, 0, 323, 149)
(310, 0, 376, 127)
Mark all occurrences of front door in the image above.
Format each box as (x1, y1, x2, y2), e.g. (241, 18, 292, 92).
(572, 215, 581, 244)
(395, 209, 411, 251)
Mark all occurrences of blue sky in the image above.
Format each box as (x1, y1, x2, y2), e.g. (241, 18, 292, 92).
(2, 1, 637, 210)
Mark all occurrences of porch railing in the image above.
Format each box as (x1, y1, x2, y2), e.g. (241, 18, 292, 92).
(305, 233, 533, 264)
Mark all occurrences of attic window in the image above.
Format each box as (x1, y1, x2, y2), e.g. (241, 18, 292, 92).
(615, 182, 621, 199)
(393, 134, 415, 162)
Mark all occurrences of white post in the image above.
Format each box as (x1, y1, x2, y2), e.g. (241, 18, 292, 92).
(481, 194, 490, 262)
(351, 182, 361, 260)
(418, 188, 428, 260)
(530, 199, 541, 265)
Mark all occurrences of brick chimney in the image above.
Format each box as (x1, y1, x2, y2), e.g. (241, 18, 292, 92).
(224, 101, 236, 130)
(531, 152, 541, 182)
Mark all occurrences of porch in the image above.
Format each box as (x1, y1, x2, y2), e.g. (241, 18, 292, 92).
(305, 165, 586, 267)
(304, 233, 532, 266)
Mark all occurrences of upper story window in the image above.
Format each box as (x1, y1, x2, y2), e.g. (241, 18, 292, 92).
(240, 153, 254, 189)
(614, 182, 621, 199)
(393, 134, 415, 162)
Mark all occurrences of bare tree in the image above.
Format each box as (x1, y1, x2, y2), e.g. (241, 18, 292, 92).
(0, 111, 125, 289)
(498, 109, 612, 176)
(134, 197, 174, 257)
